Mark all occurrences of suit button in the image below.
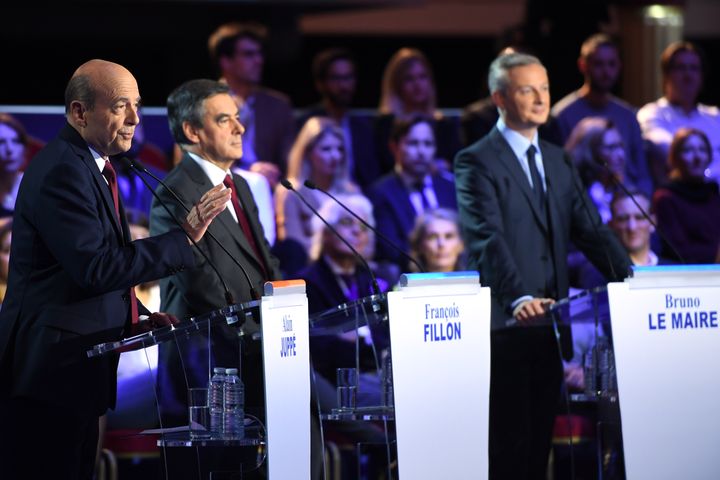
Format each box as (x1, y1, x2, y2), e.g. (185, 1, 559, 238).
(121, 293, 129, 301)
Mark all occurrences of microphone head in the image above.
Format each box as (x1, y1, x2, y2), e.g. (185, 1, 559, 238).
(280, 178, 294, 190)
(303, 179, 317, 190)
(118, 156, 148, 172)
(117, 156, 134, 169)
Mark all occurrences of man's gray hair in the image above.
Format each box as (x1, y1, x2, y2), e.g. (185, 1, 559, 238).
(488, 52, 544, 95)
(167, 79, 230, 146)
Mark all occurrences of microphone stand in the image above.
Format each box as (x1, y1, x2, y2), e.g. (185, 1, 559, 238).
(303, 180, 426, 273)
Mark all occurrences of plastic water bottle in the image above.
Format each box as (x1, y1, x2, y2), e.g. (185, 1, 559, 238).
(595, 336, 611, 396)
(223, 368, 245, 439)
(208, 367, 226, 438)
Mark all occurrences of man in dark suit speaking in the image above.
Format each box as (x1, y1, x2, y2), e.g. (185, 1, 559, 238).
(150, 79, 281, 429)
(454, 53, 632, 479)
(0, 59, 230, 479)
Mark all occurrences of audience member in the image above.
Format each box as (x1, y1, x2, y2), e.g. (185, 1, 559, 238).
(297, 48, 378, 188)
(637, 41, 720, 186)
(0, 114, 28, 218)
(454, 52, 631, 480)
(376, 47, 461, 174)
(275, 116, 358, 254)
(564, 117, 627, 223)
(652, 127, 720, 264)
(150, 79, 281, 428)
(551, 33, 652, 196)
(368, 115, 457, 272)
(408, 208, 465, 273)
(301, 193, 390, 399)
(208, 21, 295, 187)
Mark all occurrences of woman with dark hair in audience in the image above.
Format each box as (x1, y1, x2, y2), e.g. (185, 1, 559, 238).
(408, 208, 465, 273)
(375, 48, 461, 175)
(652, 127, 720, 264)
(565, 116, 628, 223)
(0, 113, 28, 218)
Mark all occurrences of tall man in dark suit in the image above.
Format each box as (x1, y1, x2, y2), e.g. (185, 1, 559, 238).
(454, 52, 632, 479)
(150, 79, 281, 429)
(0, 59, 230, 479)
(368, 115, 457, 272)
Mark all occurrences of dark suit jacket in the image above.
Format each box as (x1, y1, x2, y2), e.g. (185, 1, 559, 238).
(149, 154, 281, 422)
(368, 171, 457, 270)
(253, 87, 295, 175)
(0, 123, 193, 415)
(454, 126, 632, 331)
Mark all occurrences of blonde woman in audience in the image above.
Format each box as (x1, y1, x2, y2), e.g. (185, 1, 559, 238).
(375, 48, 461, 174)
(408, 208, 465, 273)
(275, 116, 358, 254)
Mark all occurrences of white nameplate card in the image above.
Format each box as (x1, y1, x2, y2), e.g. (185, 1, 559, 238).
(261, 280, 311, 480)
(388, 272, 490, 479)
(608, 265, 720, 479)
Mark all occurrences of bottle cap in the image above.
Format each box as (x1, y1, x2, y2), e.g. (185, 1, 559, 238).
(213, 367, 225, 374)
(225, 368, 239, 375)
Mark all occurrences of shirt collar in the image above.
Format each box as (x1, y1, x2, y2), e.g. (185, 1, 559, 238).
(188, 151, 232, 186)
(496, 117, 540, 161)
(88, 146, 107, 173)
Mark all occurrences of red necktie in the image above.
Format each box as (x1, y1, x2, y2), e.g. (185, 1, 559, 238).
(102, 160, 139, 325)
(223, 174, 268, 279)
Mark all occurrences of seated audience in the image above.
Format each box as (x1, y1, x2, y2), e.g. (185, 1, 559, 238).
(565, 117, 628, 223)
(652, 127, 720, 264)
(368, 115, 457, 272)
(376, 47, 461, 174)
(297, 48, 378, 189)
(408, 208, 465, 272)
(275, 116, 358, 254)
(0, 221, 11, 304)
(637, 41, 720, 186)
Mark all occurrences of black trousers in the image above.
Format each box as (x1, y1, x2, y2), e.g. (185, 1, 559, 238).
(489, 327, 564, 480)
(0, 396, 99, 480)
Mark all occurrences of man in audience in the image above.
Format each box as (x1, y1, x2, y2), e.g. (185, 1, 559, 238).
(454, 52, 631, 479)
(297, 48, 378, 188)
(552, 33, 652, 195)
(0, 59, 229, 479)
(368, 115, 456, 272)
(637, 40, 720, 185)
(150, 79, 281, 431)
(208, 21, 295, 188)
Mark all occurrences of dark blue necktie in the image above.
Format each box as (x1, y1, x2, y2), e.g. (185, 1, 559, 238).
(527, 145, 545, 212)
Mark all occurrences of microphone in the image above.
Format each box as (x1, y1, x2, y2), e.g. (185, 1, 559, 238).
(119, 157, 259, 301)
(598, 160, 686, 264)
(303, 180, 426, 273)
(562, 155, 622, 282)
(115, 157, 235, 307)
(280, 179, 380, 295)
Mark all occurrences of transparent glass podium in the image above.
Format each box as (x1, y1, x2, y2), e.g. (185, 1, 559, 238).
(88, 300, 267, 479)
(544, 287, 624, 480)
(308, 292, 396, 479)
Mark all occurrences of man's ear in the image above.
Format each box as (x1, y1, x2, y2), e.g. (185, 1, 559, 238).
(491, 90, 505, 111)
(68, 100, 88, 128)
(577, 57, 587, 75)
(182, 121, 201, 144)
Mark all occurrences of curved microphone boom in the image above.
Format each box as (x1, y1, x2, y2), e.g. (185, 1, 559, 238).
(119, 157, 259, 301)
(563, 156, 621, 282)
(280, 179, 380, 295)
(303, 180, 426, 273)
(599, 160, 686, 265)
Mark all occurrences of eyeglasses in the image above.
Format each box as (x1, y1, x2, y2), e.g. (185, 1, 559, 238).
(335, 217, 369, 232)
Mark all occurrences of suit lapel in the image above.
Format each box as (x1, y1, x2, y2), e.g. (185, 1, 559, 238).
(181, 156, 265, 271)
(489, 128, 548, 232)
(62, 125, 124, 240)
(389, 174, 417, 233)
